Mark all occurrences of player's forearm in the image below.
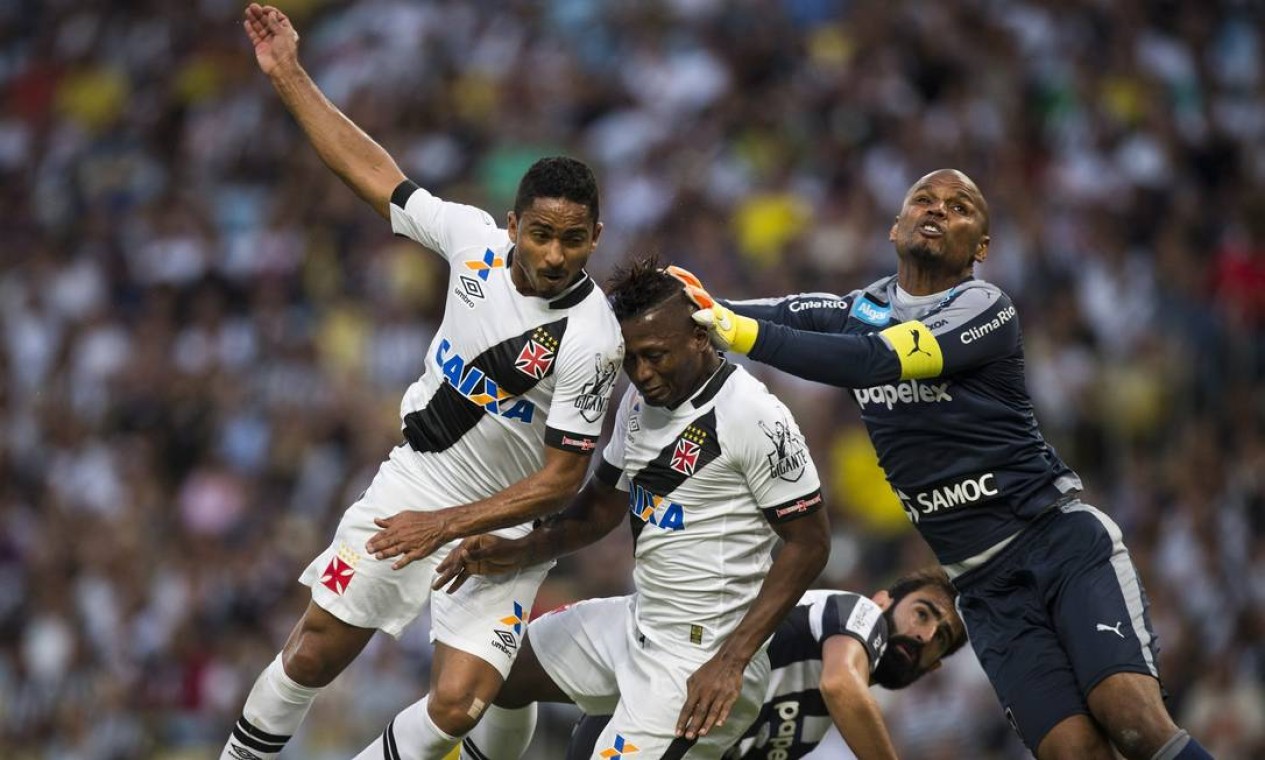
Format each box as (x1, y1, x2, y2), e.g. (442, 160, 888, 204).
(267, 62, 403, 218)
(438, 467, 583, 540)
(748, 322, 903, 388)
(715, 535, 828, 664)
(521, 496, 625, 564)
(822, 686, 900, 760)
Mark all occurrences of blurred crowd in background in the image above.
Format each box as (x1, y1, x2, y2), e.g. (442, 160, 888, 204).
(1, 0, 1263, 757)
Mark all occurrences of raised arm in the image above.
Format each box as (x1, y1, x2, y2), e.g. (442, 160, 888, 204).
(668, 266, 1020, 389)
(675, 507, 831, 741)
(819, 635, 900, 760)
(244, 3, 405, 218)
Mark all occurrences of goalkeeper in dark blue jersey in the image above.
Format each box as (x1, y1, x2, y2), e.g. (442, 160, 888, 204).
(668, 169, 1211, 760)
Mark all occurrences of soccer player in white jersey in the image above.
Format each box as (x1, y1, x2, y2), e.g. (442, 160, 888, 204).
(221, 7, 623, 760)
(569, 568, 968, 760)
(424, 258, 831, 760)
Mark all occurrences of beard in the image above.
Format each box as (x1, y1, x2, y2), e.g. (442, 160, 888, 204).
(871, 607, 928, 690)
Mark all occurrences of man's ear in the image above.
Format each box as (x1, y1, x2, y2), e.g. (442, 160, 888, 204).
(888, 219, 898, 243)
(974, 235, 990, 263)
(507, 211, 519, 243)
(590, 220, 603, 249)
(872, 589, 893, 611)
(692, 323, 712, 350)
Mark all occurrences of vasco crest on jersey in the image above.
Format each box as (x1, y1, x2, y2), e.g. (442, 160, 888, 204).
(760, 415, 809, 482)
(670, 424, 709, 475)
(515, 326, 560, 380)
(574, 353, 618, 423)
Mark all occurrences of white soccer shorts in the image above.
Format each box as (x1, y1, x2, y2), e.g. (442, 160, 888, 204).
(299, 444, 552, 677)
(529, 595, 771, 759)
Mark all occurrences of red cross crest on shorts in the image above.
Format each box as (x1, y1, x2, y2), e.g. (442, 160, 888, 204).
(515, 340, 555, 379)
(320, 556, 355, 595)
(670, 439, 701, 475)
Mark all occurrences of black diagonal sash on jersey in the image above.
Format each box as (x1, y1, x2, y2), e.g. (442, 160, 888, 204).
(766, 604, 819, 668)
(627, 409, 722, 547)
(403, 318, 569, 453)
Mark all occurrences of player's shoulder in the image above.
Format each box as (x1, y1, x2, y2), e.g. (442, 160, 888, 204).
(576, 279, 621, 325)
(942, 277, 1014, 312)
(718, 368, 806, 444)
(556, 280, 621, 359)
(712, 365, 792, 428)
(715, 364, 781, 413)
(811, 590, 885, 639)
(396, 181, 499, 228)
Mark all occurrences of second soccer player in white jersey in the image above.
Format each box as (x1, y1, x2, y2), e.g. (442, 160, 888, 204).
(431, 258, 832, 760)
(222, 6, 623, 760)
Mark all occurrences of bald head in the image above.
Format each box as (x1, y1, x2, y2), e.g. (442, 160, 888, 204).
(904, 169, 990, 234)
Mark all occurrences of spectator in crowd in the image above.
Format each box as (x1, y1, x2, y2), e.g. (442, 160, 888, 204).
(0, 2, 1261, 758)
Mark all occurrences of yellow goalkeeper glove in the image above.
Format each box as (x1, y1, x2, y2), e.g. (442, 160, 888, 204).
(663, 265, 760, 354)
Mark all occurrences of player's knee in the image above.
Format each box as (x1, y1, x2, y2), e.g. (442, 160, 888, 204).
(427, 689, 487, 736)
(1090, 681, 1178, 759)
(281, 644, 339, 688)
(1100, 711, 1178, 760)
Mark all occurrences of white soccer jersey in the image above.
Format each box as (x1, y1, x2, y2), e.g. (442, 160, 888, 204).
(729, 590, 889, 760)
(388, 180, 623, 535)
(596, 361, 823, 651)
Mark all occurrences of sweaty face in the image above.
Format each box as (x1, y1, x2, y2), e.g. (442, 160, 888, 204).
(508, 197, 600, 299)
(872, 587, 962, 690)
(621, 300, 714, 408)
(889, 170, 989, 276)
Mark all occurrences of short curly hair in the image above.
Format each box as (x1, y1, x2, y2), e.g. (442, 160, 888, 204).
(605, 255, 693, 322)
(514, 156, 600, 225)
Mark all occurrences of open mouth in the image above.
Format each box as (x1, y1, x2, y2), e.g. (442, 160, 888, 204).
(917, 221, 943, 237)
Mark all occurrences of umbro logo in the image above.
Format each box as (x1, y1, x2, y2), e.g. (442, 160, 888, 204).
(1096, 621, 1125, 638)
(460, 275, 485, 299)
(454, 275, 486, 310)
(495, 629, 518, 650)
(228, 745, 263, 760)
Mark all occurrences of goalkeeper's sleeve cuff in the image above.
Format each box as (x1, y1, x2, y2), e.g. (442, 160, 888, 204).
(730, 313, 760, 354)
(880, 320, 944, 379)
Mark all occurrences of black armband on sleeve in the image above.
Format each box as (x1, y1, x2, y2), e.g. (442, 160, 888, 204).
(546, 427, 600, 455)
(761, 490, 823, 524)
(391, 179, 420, 209)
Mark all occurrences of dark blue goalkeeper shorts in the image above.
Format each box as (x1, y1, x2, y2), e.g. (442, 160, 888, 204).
(953, 498, 1161, 752)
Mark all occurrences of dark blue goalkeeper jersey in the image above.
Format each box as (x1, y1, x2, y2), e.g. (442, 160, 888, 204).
(729, 274, 1082, 566)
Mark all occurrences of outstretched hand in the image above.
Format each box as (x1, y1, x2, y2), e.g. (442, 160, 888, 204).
(663, 264, 758, 354)
(431, 534, 534, 593)
(663, 265, 716, 310)
(366, 510, 451, 570)
(243, 3, 299, 77)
